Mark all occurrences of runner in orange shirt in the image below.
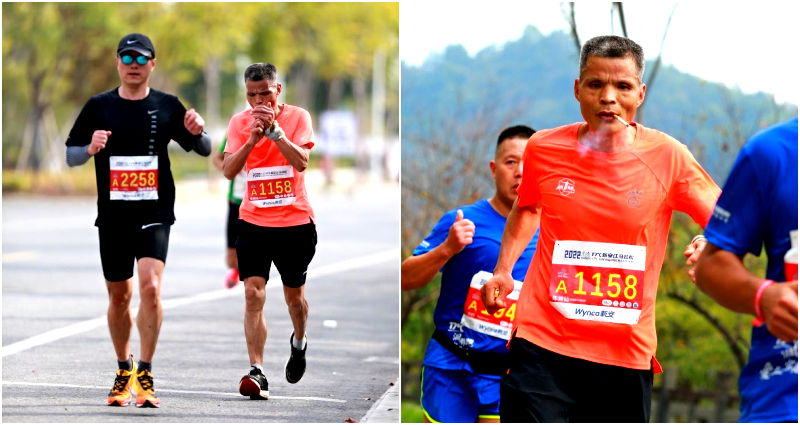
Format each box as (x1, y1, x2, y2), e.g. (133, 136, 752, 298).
(223, 63, 316, 400)
(480, 35, 720, 422)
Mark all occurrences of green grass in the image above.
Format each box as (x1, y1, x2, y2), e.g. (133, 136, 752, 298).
(401, 400, 425, 423)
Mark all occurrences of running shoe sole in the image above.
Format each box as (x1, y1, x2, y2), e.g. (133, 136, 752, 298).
(136, 398, 160, 408)
(239, 376, 269, 400)
(107, 398, 131, 407)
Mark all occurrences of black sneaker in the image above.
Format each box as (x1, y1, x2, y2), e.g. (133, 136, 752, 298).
(239, 367, 269, 400)
(285, 333, 307, 384)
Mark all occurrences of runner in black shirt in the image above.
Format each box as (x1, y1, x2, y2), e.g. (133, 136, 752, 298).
(65, 33, 210, 408)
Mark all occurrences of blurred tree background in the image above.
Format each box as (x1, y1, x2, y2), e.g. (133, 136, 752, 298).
(2, 2, 399, 192)
(400, 7, 797, 423)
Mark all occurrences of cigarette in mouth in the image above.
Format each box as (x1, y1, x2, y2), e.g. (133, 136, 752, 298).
(615, 115, 630, 127)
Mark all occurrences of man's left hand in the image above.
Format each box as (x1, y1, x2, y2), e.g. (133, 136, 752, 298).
(684, 236, 707, 283)
(184, 108, 205, 135)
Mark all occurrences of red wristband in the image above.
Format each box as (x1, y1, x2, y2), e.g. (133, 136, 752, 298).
(752, 279, 776, 327)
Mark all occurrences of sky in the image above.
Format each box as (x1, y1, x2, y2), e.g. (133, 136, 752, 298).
(400, 1, 800, 106)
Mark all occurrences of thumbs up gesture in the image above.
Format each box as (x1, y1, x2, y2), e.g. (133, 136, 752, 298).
(443, 209, 475, 256)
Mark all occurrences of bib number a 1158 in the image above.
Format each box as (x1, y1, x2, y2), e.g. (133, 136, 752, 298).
(247, 165, 296, 208)
(109, 156, 158, 201)
(461, 271, 523, 340)
(549, 240, 646, 325)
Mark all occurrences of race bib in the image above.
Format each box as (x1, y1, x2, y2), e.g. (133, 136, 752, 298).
(550, 241, 646, 325)
(461, 271, 523, 340)
(109, 156, 158, 201)
(232, 170, 247, 200)
(247, 165, 296, 208)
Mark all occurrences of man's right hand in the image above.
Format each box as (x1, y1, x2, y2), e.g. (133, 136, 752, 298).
(88, 130, 111, 155)
(482, 272, 514, 314)
(249, 118, 265, 144)
(762, 280, 798, 341)
(443, 209, 475, 256)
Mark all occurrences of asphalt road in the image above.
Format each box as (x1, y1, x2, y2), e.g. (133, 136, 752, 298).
(2, 175, 400, 423)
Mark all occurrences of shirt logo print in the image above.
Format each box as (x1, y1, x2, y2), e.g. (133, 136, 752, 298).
(556, 178, 575, 197)
(627, 190, 643, 208)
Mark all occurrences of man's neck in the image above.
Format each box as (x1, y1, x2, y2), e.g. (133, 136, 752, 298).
(578, 124, 635, 153)
(488, 196, 512, 218)
(118, 84, 150, 100)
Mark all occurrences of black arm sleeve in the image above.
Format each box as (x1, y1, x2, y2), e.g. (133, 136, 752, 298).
(66, 145, 92, 167)
(192, 130, 212, 157)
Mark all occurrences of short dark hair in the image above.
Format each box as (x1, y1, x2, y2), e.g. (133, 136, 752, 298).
(579, 35, 644, 81)
(244, 63, 278, 82)
(497, 125, 535, 148)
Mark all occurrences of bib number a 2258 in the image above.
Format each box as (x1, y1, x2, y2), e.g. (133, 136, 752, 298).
(109, 156, 158, 201)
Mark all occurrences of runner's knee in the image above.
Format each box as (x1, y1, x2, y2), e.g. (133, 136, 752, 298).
(244, 281, 266, 308)
(108, 290, 132, 308)
(139, 281, 161, 305)
(283, 288, 306, 308)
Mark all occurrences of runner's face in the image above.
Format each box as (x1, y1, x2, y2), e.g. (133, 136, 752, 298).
(116, 52, 155, 87)
(491, 136, 527, 207)
(574, 56, 645, 131)
(245, 79, 281, 109)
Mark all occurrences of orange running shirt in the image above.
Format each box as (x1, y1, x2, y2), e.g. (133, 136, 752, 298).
(225, 104, 315, 227)
(515, 122, 720, 371)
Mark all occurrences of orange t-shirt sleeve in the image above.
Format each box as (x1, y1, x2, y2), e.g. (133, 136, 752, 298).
(286, 108, 315, 149)
(224, 113, 247, 155)
(517, 135, 541, 209)
(666, 143, 721, 228)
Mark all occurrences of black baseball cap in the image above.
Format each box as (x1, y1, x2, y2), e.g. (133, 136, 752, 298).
(117, 33, 155, 58)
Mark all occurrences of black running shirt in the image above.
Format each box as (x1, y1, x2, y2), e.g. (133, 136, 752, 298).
(66, 88, 200, 226)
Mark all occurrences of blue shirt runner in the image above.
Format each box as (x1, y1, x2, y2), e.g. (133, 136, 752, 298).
(704, 117, 798, 423)
(413, 199, 539, 372)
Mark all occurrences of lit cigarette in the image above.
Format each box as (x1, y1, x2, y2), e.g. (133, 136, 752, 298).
(615, 115, 630, 127)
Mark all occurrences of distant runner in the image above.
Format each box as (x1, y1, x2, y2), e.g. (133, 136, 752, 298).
(695, 117, 798, 423)
(402, 126, 538, 423)
(223, 63, 316, 400)
(481, 35, 720, 422)
(65, 33, 211, 408)
(212, 136, 246, 288)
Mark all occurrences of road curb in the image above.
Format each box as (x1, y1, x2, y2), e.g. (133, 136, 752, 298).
(360, 378, 399, 423)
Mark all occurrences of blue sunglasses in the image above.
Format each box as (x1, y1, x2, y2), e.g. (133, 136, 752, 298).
(120, 54, 150, 65)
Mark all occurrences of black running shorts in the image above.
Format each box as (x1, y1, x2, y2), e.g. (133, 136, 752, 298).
(235, 219, 317, 288)
(97, 223, 171, 282)
(500, 337, 653, 423)
(226, 201, 241, 248)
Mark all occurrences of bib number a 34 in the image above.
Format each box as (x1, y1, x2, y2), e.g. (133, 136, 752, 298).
(109, 156, 158, 201)
(461, 271, 523, 340)
(549, 240, 646, 325)
(247, 165, 296, 208)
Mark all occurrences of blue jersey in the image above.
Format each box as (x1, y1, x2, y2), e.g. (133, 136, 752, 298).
(704, 117, 798, 423)
(413, 199, 538, 371)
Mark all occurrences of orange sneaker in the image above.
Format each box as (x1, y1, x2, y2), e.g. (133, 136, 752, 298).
(133, 369, 160, 408)
(107, 356, 136, 406)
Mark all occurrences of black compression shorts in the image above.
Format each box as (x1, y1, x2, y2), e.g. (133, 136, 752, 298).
(97, 223, 171, 282)
(235, 219, 317, 288)
(500, 337, 653, 423)
(226, 201, 241, 248)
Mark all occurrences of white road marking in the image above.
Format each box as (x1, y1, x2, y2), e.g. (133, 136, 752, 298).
(1, 381, 347, 403)
(363, 356, 399, 364)
(1, 249, 397, 357)
(2, 250, 39, 263)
